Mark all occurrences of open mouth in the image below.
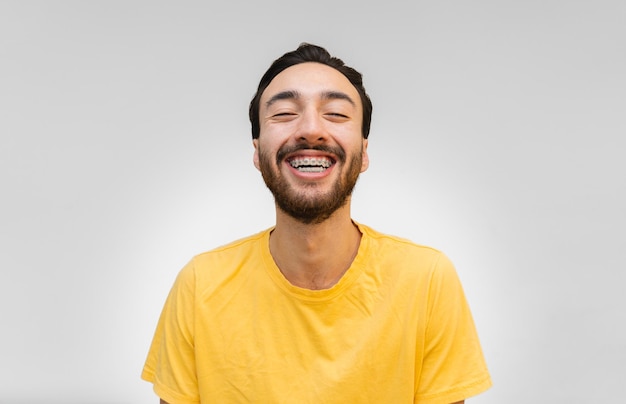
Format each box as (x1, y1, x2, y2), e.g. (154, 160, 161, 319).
(287, 156, 334, 173)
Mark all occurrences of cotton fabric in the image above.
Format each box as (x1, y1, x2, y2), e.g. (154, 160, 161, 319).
(142, 223, 491, 403)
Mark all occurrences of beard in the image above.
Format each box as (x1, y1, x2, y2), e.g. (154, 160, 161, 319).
(258, 143, 363, 225)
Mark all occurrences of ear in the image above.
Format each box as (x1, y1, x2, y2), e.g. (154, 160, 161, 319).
(360, 139, 369, 173)
(252, 139, 261, 171)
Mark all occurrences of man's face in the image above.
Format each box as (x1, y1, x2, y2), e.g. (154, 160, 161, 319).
(253, 62, 369, 224)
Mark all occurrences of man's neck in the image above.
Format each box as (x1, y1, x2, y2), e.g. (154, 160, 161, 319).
(269, 204, 361, 290)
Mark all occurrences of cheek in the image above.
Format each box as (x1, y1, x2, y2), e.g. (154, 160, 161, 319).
(256, 144, 279, 170)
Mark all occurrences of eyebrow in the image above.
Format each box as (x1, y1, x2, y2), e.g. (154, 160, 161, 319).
(320, 91, 356, 107)
(265, 90, 356, 108)
(265, 90, 300, 108)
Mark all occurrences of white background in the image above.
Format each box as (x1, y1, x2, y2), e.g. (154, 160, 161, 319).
(1, 1, 624, 403)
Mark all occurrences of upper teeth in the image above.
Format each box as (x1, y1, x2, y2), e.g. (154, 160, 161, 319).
(289, 157, 332, 169)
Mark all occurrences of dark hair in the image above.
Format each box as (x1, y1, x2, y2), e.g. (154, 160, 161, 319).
(249, 43, 372, 139)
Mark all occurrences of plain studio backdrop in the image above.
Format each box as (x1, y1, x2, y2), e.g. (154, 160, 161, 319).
(1, 1, 624, 403)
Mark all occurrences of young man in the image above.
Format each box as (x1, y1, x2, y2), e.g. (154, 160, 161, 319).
(142, 43, 492, 403)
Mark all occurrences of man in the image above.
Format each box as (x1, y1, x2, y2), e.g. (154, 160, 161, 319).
(142, 43, 491, 403)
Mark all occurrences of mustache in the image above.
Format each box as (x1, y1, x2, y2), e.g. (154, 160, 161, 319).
(276, 144, 346, 165)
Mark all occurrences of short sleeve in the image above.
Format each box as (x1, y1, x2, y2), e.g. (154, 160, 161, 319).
(415, 253, 492, 403)
(141, 260, 200, 404)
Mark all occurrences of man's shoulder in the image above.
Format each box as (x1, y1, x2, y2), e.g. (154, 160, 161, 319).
(357, 222, 442, 256)
(356, 222, 455, 282)
(177, 228, 272, 288)
(192, 228, 272, 262)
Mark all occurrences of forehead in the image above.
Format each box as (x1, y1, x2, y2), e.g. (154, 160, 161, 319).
(260, 62, 361, 109)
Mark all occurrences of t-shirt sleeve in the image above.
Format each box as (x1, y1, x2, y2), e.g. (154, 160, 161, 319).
(415, 252, 492, 403)
(141, 260, 200, 404)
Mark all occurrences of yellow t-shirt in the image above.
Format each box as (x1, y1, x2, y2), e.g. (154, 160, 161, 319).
(142, 223, 491, 403)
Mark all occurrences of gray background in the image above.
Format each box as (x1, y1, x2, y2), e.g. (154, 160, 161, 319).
(1, 1, 624, 402)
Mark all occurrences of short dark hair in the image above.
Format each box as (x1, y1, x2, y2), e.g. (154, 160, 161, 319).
(249, 43, 372, 139)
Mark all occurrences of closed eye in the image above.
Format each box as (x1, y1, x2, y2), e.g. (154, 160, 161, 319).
(274, 112, 297, 116)
(325, 112, 350, 121)
(269, 112, 298, 122)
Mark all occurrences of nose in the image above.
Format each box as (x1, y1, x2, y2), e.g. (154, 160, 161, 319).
(296, 109, 328, 144)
